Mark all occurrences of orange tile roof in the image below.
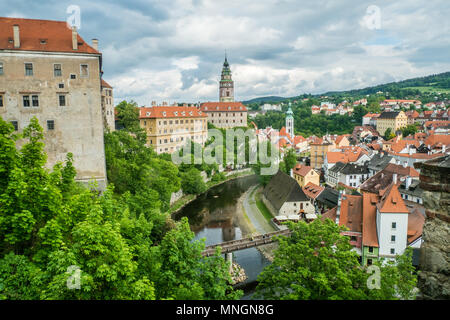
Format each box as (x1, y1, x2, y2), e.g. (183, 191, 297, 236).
(377, 183, 409, 213)
(101, 79, 112, 88)
(302, 182, 324, 199)
(407, 208, 425, 244)
(326, 148, 363, 164)
(293, 164, 314, 177)
(139, 106, 207, 119)
(200, 102, 247, 112)
(423, 134, 450, 148)
(390, 140, 421, 153)
(0, 17, 99, 54)
(338, 194, 363, 232)
(362, 193, 379, 247)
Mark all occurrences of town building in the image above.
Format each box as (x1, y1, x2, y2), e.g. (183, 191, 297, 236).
(139, 105, 208, 154)
(293, 163, 320, 187)
(101, 79, 114, 131)
(0, 17, 107, 189)
(262, 170, 315, 217)
(376, 111, 408, 135)
(310, 136, 335, 169)
(326, 162, 370, 188)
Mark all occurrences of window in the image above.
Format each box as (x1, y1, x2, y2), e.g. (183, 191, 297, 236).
(80, 64, 89, 77)
(70, 74, 76, 79)
(390, 248, 395, 255)
(10, 121, 18, 131)
(367, 259, 372, 265)
(391, 235, 396, 243)
(32, 95, 39, 107)
(47, 120, 55, 130)
(59, 83, 64, 89)
(0, 94, 3, 107)
(0, 62, 3, 75)
(392, 222, 396, 230)
(23, 96, 30, 107)
(350, 236, 357, 242)
(25, 63, 33, 76)
(59, 95, 66, 107)
(368, 247, 373, 253)
(54, 64, 62, 77)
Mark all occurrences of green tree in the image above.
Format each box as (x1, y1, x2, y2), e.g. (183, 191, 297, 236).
(255, 219, 367, 300)
(283, 148, 297, 175)
(180, 167, 207, 195)
(384, 128, 396, 140)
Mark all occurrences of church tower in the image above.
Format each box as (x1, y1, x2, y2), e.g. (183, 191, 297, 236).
(286, 103, 294, 137)
(219, 55, 234, 102)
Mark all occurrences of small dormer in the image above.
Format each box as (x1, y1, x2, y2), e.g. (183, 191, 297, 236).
(174, 111, 178, 116)
(162, 111, 166, 117)
(146, 112, 151, 117)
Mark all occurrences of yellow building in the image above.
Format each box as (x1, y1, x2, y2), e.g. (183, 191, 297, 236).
(309, 137, 335, 169)
(293, 164, 320, 187)
(376, 111, 407, 136)
(139, 106, 208, 154)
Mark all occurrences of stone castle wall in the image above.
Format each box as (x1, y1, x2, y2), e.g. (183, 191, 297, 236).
(416, 155, 450, 300)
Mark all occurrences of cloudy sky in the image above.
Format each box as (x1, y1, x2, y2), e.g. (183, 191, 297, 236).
(3, 0, 450, 104)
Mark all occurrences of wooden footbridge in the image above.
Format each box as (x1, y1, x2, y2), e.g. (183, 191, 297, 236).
(202, 229, 291, 257)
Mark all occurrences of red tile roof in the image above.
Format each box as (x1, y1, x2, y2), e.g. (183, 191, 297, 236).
(101, 79, 112, 88)
(0, 17, 99, 54)
(377, 183, 409, 213)
(407, 208, 425, 244)
(362, 193, 379, 247)
(139, 106, 207, 119)
(200, 102, 247, 112)
(293, 164, 314, 177)
(302, 182, 324, 199)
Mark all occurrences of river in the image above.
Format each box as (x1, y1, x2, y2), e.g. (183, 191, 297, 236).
(172, 175, 271, 299)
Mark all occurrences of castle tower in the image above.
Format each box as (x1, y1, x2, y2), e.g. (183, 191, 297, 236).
(219, 55, 234, 102)
(286, 103, 294, 137)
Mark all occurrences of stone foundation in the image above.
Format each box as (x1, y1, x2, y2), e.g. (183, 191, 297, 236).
(415, 155, 450, 300)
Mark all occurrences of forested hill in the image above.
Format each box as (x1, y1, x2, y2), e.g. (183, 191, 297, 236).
(322, 71, 450, 97)
(242, 96, 286, 104)
(243, 71, 450, 104)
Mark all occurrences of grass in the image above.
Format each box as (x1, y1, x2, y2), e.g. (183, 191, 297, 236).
(167, 194, 196, 214)
(255, 191, 274, 223)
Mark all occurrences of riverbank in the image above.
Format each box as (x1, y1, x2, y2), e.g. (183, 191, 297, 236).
(236, 185, 278, 262)
(168, 169, 254, 216)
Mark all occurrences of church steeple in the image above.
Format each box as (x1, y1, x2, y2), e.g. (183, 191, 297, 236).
(286, 102, 294, 137)
(219, 53, 234, 102)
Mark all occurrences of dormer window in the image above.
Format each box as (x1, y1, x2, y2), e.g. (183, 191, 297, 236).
(146, 112, 150, 116)
(174, 111, 178, 116)
(205, 107, 208, 110)
(162, 111, 166, 117)
(228, 106, 231, 110)
(40, 39, 47, 45)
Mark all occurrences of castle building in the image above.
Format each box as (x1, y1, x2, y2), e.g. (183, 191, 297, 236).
(0, 17, 107, 189)
(101, 79, 115, 132)
(139, 105, 208, 154)
(200, 56, 247, 128)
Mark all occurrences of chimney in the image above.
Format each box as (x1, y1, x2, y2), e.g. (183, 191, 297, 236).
(393, 173, 397, 185)
(406, 176, 412, 189)
(92, 39, 99, 51)
(72, 26, 78, 50)
(151, 101, 156, 106)
(13, 25, 20, 48)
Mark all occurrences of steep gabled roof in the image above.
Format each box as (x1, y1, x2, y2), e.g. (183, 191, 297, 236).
(377, 183, 409, 213)
(362, 193, 379, 247)
(263, 170, 308, 211)
(302, 182, 324, 200)
(0, 17, 99, 54)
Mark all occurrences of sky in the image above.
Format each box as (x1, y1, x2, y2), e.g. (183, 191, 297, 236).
(2, 0, 450, 105)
